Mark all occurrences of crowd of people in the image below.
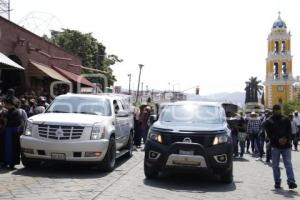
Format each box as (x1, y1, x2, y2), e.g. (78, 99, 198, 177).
(230, 104, 298, 189)
(0, 90, 298, 189)
(0, 89, 50, 169)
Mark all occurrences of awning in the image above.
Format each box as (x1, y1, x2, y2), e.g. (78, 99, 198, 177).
(52, 66, 95, 87)
(29, 60, 71, 83)
(0, 52, 24, 70)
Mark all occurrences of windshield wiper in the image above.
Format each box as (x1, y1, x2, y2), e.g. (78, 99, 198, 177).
(78, 111, 98, 115)
(48, 110, 69, 113)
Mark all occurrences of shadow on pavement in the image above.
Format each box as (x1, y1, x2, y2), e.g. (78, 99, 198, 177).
(272, 189, 300, 199)
(143, 172, 236, 193)
(233, 157, 249, 162)
(11, 155, 131, 179)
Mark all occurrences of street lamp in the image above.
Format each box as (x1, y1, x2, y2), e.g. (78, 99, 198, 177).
(135, 64, 144, 104)
(128, 74, 131, 95)
(172, 83, 181, 92)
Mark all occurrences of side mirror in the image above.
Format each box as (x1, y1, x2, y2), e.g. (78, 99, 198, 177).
(149, 115, 158, 124)
(116, 110, 129, 117)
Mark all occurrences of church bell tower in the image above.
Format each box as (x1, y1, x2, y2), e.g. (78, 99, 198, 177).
(264, 12, 294, 108)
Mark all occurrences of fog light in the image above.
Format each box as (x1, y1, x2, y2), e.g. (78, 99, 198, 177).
(85, 152, 102, 157)
(214, 154, 227, 163)
(149, 151, 160, 159)
(22, 148, 34, 154)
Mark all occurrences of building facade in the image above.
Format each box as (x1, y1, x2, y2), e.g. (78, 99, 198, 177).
(0, 16, 94, 97)
(264, 13, 295, 108)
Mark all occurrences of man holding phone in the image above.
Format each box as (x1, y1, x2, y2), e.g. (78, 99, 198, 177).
(265, 104, 297, 190)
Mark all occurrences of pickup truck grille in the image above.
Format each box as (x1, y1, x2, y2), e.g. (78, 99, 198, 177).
(38, 125, 85, 140)
(160, 132, 216, 147)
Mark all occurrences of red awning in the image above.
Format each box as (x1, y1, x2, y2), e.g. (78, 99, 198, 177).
(52, 66, 95, 87)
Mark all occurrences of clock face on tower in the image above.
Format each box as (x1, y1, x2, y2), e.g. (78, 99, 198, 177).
(277, 85, 284, 92)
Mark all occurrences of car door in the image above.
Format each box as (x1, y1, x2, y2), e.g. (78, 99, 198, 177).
(117, 100, 130, 147)
(113, 99, 123, 149)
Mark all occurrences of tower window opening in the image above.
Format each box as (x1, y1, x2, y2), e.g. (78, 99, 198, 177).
(274, 63, 279, 79)
(281, 41, 286, 53)
(282, 62, 288, 79)
(274, 41, 279, 53)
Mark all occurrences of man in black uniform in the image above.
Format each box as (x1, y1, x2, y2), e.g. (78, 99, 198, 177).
(265, 104, 297, 190)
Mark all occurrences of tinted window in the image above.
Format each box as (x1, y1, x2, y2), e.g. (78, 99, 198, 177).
(46, 96, 111, 116)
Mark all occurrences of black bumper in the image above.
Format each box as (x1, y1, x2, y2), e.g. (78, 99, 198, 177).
(144, 140, 233, 174)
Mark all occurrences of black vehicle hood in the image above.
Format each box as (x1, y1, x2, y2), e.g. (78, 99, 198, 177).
(152, 121, 228, 133)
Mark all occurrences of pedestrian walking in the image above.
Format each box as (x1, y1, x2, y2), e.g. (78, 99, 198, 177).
(265, 104, 297, 190)
(246, 112, 261, 156)
(289, 114, 298, 151)
(256, 113, 270, 161)
(133, 106, 142, 148)
(139, 106, 151, 145)
(2, 96, 22, 169)
(0, 100, 7, 166)
(237, 114, 247, 158)
(293, 111, 300, 141)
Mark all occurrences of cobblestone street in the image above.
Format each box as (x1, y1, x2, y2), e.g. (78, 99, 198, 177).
(0, 149, 299, 200)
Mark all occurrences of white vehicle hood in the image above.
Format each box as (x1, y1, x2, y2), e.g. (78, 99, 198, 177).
(29, 113, 110, 126)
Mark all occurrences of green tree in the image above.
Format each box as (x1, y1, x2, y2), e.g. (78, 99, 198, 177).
(49, 29, 122, 87)
(282, 100, 300, 115)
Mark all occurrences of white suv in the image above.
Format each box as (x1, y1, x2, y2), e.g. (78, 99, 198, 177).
(20, 93, 134, 171)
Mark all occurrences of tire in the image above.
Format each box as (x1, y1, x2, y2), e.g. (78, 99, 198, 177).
(124, 132, 134, 158)
(101, 136, 116, 172)
(144, 162, 159, 179)
(220, 167, 233, 184)
(21, 154, 40, 168)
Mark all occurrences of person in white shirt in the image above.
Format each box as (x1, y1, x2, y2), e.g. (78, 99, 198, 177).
(293, 111, 300, 149)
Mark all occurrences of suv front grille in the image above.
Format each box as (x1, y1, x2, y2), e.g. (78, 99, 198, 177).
(38, 125, 84, 140)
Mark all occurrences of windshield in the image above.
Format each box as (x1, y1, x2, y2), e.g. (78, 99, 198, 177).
(160, 104, 223, 124)
(46, 96, 111, 116)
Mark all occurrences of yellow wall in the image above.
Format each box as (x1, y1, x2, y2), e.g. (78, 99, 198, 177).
(271, 85, 291, 105)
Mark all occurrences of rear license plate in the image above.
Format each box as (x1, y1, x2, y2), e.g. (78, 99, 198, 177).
(179, 150, 194, 155)
(51, 153, 66, 160)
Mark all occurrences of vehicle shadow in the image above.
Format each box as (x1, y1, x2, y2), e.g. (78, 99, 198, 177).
(11, 155, 131, 179)
(143, 172, 236, 193)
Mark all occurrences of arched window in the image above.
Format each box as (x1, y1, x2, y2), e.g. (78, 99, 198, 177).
(274, 62, 279, 79)
(274, 41, 279, 53)
(281, 41, 286, 53)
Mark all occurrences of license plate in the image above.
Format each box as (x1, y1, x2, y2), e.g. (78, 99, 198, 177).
(51, 153, 66, 160)
(179, 150, 194, 155)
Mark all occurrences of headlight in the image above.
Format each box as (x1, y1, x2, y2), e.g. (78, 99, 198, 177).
(213, 135, 229, 145)
(91, 123, 105, 140)
(148, 132, 163, 144)
(24, 121, 33, 136)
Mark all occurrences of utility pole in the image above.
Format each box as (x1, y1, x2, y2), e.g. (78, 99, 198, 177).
(141, 82, 144, 102)
(135, 64, 143, 104)
(128, 74, 131, 95)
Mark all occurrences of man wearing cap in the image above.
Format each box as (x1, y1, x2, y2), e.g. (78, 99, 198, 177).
(246, 111, 261, 155)
(265, 104, 297, 190)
